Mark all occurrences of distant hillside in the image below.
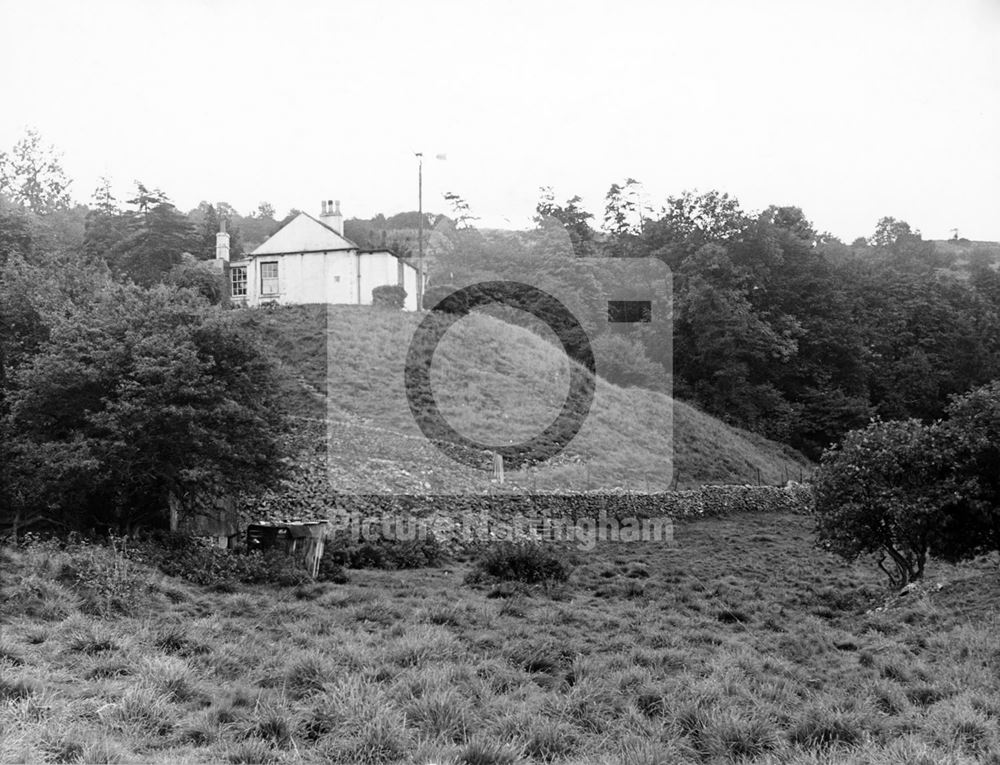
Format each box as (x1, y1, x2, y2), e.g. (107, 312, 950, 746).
(249, 304, 810, 493)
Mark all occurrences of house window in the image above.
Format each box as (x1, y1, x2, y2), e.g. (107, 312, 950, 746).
(261, 261, 279, 295)
(231, 266, 247, 297)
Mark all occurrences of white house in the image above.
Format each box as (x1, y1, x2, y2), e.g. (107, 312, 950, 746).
(220, 200, 421, 311)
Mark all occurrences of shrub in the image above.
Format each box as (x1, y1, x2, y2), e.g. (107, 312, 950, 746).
(466, 542, 570, 584)
(167, 260, 226, 304)
(372, 284, 406, 309)
(131, 531, 311, 588)
(322, 530, 442, 570)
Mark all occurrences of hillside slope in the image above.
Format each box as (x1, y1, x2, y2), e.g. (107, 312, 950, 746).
(249, 304, 809, 492)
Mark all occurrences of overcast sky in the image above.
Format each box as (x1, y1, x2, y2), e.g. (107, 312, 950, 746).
(2, 0, 997, 241)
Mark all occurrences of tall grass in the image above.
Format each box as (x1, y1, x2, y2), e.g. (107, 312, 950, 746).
(1, 513, 998, 763)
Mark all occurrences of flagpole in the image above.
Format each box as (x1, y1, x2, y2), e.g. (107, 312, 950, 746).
(416, 151, 424, 310)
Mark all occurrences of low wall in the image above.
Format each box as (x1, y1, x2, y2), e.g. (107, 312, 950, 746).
(315, 483, 814, 549)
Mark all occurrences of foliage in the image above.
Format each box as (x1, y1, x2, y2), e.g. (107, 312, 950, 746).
(602, 178, 643, 255)
(166, 258, 227, 305)
(443, 191, 479, 230)
(0, 129, 72, 214)
(815, 381, 1000, 587)
(813, 419, 949, 586)
(371, 284, 406, 309)
(1, 280, 287, 533)
(590, 333, 664, 389)
(935, 382, 1000, 560)
(2, 532, 146, 617)
(466, 542, 570, 584)
(323, 530, 443, 570)
(535, 187, 597, 257)
(103, 183, 201, 286)
(130, 530, 313, 588)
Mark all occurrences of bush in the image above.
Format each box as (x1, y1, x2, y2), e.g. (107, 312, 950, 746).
(466, 542, 570, 584)
(814, 419, 948, 587)
(322, 530, 442, 570)
(167, 260, 226, 304)
(372, 284, 406, 309)
(131, 531, 311, 588)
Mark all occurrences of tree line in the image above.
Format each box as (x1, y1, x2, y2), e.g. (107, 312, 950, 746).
(500, 183, 1000, 460)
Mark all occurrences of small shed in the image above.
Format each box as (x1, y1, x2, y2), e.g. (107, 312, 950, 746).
(246, 521, 329, 578)
(169, 492, 240, 549)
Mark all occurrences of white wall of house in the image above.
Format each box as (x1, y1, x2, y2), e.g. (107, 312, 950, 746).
(358, 251, 419, 310)
(230, 250, 418, 310)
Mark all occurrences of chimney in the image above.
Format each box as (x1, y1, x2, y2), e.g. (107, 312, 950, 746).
(215, 217, 230, 262)
(320, 197, 344, 236)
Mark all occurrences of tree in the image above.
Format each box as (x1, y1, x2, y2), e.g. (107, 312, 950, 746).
(640, 189, 747, 267)
(935, 382, 1000, 561)
(82, 177, 130, 261)
(602, 178, 644, 257)
(0, 128, 72, 214)
(442, 191, 479, 229)
(870, 216, 917, 249)
(106, 182, 199, 286)
(0, 196, 35, 268)
(1, 282, 287, 533)
(814, 419, 949, 587)
(535, 187, 596, 257)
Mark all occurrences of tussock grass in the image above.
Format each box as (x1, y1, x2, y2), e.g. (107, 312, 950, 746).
(2, 512, 999, 763)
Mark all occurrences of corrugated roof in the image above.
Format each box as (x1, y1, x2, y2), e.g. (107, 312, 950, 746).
(250, 212, 357, 256)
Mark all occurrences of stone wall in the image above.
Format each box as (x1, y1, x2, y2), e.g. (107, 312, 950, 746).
(317, 483, 814, 550)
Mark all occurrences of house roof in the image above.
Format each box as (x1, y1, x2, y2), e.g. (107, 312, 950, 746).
(243, 210, 419, 272)
(250, 212, 357, 256)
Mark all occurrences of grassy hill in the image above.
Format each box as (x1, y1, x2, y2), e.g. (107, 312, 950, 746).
(249, 304, 809, 493)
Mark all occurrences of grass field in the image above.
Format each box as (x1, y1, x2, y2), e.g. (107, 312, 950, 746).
(2, 513, 998, 764)
(251, 304, 810, 491)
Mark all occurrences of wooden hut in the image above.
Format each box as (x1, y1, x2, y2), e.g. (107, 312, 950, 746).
(246, 521, 329, 578)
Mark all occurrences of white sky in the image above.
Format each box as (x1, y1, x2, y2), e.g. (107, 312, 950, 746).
(1, 0, 997, 241)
